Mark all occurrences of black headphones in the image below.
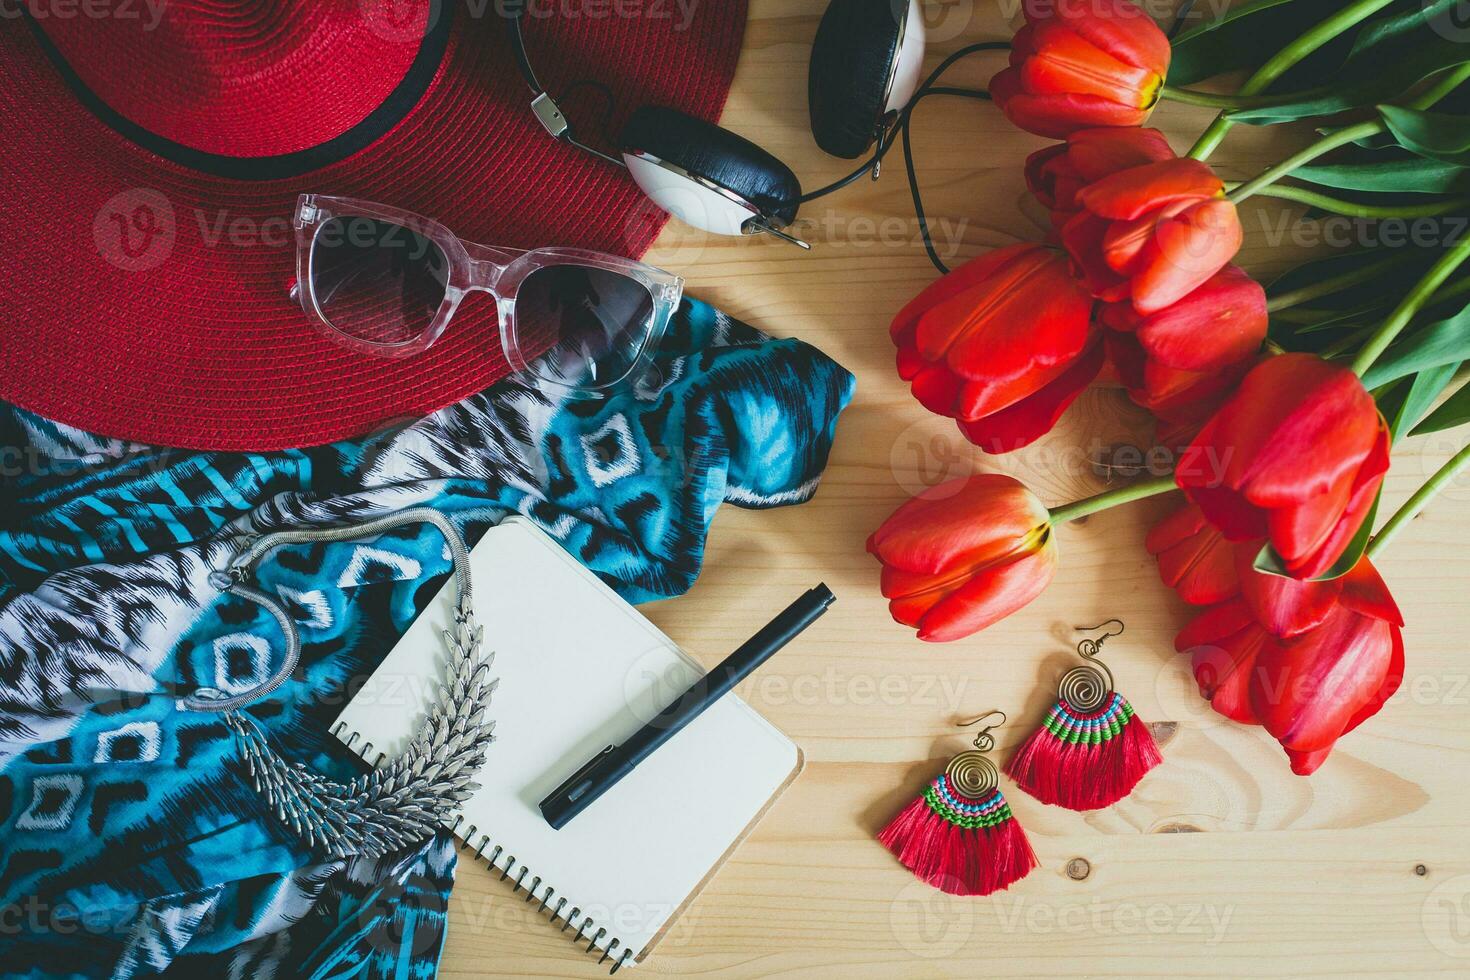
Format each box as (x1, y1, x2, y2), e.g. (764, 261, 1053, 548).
(506, 0, 928, 249)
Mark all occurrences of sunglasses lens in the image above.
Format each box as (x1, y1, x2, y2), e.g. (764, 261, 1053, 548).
(515, 265, 657, 390)
(310, 217, 449, 347)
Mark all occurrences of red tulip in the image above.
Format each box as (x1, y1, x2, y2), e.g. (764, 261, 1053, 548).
(1026, 126, 1175, 229)
(1249, 558, 1404, 775)
(992, 0, 1171, 139)
(891, 244, 1100, 453)
(1146, 500, 1240, 606)
(867, 473, 1057, 641)
(1176, 353, 1391, 580)
(1149, 501, 1344, 637)
(1234, 543, 1342, 639)
(1061, 158, 1243, 314)
(1174, 557, 1404, 775)
(1173, 597, 1269, 725)
(1100, 265, 1266, 424)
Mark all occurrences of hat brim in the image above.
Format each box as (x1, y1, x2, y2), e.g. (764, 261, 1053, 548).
(0, 5, 746, 450)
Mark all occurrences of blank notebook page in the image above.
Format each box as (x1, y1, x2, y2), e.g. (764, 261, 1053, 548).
(332, 517, 801, 965)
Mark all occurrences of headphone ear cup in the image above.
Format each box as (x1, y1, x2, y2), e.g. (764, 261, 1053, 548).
(619, 105, 801, 233)
(808, 0, 918, 159)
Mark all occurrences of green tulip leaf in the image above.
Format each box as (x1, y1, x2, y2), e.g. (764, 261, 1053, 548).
(1167, 0, 1343, 87)
(1378, 105, 1470, 166)
(1375, 361, 1463, 442)
(1348, 0, 1464, 61)
(1360, 300, 1470, 389)
(1411, 376, 1470, 435)
(1228, 1, 1470, 126)
(1291, 156, 1470, 194)
(1266, 248, 1397, 301)
(1251, 491, 1380, 583)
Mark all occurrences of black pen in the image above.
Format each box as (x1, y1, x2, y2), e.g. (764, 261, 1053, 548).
(539, 584, 835, 829)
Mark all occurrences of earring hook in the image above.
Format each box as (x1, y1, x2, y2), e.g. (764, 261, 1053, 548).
(1075, 618, 1125, 639)
(955, 709, 1006, 752)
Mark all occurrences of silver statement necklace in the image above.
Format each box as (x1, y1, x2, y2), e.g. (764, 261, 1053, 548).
(181, 508, 497, 860)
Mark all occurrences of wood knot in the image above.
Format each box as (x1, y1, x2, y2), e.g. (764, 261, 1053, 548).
(1416, 864, 1429, 877)
(1065, 857, 1091, 881)
(1148, 721, 1179, 747)
(1153, 822, 1202, 834)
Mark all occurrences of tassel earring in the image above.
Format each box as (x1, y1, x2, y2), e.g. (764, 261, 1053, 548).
(879, 710, 1038, 897)
(1005, 619, 1163, 810)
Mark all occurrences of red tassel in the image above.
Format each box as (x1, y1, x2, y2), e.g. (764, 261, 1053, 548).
(1005, 692, 1161, 810)
(878, 775, 1038, 896)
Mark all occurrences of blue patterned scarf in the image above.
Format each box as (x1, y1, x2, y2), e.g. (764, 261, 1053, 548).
(0, 297, 853, 978)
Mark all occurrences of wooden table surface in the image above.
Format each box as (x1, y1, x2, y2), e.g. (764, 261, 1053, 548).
(442, 3, 1470, 975)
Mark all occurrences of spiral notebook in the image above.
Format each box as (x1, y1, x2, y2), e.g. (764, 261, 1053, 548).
(331, 517, 803, 972)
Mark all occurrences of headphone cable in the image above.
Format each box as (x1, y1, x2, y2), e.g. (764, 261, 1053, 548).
(799, 41, 1008, 206)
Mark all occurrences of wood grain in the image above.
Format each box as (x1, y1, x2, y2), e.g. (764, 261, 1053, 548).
(441, 2, 1470, 975)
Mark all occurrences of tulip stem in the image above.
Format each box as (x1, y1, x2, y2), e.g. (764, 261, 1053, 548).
(1367, 441, 1470, 558)
(1225, 122, 1383, 204)
(1185, 0, 1402, 162)
(1160, 86, 1297, 110)
(1047, 475, 1177, 525)
(1225, 64, 1470, 204)
(1349, 231, 1470, 377)
(1266, 252, 1418, 313)
(1236, 184, 1470, 220)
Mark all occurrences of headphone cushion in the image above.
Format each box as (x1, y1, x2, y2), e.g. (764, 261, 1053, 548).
(620, 106, 801, 227)
(809, 0, 907, 159)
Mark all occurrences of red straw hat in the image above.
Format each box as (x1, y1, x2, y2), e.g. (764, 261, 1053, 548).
(0, 0, 746, 450)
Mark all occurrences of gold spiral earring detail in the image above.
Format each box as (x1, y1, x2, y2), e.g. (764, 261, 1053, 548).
(1058, 619, 1121, 712)
(945, 710, 1004, 798)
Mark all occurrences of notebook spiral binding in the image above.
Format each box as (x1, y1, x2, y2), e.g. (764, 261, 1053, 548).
(332, 721, 636, 975)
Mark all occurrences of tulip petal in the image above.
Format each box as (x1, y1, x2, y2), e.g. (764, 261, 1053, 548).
(915, 546, 1058, 641)
(1128, 266, 1267, 371)
(1025, 143, 1076, 211)
(1078, 159, 1223, 221)
(1250, 603, 1397, 755)
(995, 87, 1150, 140)
(1174, 596, 1255, 651)
(1067, 127, 1175, 182)
(1284, 747, 1332, 776)
(1177, 598, 1267, 724)
(1129, 199, 1243, 314)
(1020, 21, 1158, 106)
(1177, 483, 1269, 542)
(956, 338, 1105, 453)
(909, 247, 1093, 420)
(867, 473, 1052, 577)
(1181, 355, 1380, 512)
(1279, 415, 1390, 579)
(907, 361, 965, 418)
(1025, 0, 1171, 79)
(891, 245, 1032, 347)
(1338, 555, 1405, 627)
(1061, 211, 1131, 300)
(1146, 502, 1240, 606)
(1236, 543, 1341, 638)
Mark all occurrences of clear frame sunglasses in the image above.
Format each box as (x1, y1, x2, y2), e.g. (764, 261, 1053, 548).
(293, 194, 684, 396)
